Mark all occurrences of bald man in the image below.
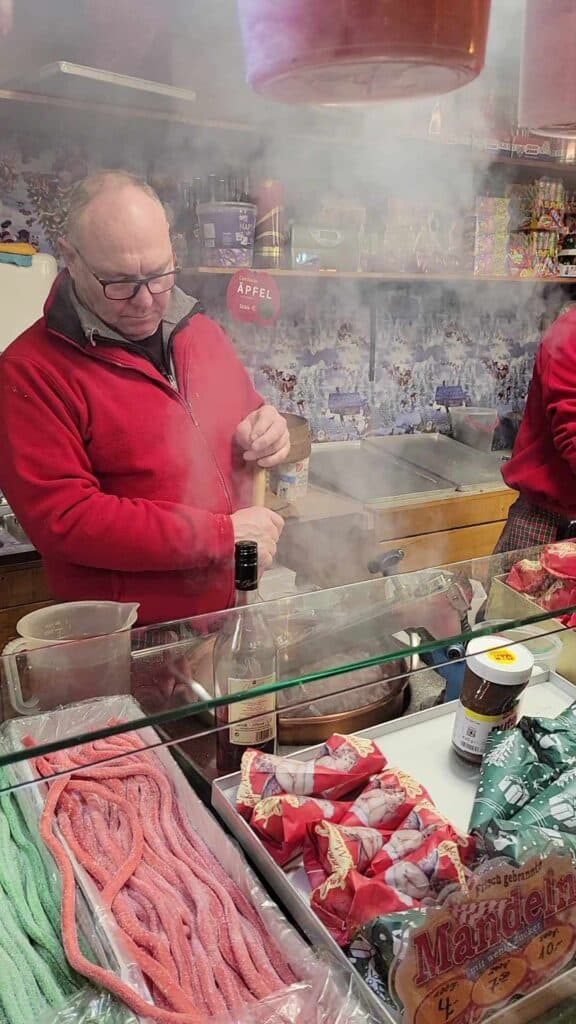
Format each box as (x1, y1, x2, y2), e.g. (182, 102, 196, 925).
(0, 170, 289, 625)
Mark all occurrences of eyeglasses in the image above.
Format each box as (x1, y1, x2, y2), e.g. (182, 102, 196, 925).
(70, 244, 180, 300)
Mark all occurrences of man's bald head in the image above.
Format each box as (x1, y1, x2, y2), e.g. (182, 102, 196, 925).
(65, 170, 167, 246)
(62, 170, 176, 342)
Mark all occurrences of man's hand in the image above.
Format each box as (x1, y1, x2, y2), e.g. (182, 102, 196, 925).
(235, 405, 290, 468)
(231, 506, 284, 571)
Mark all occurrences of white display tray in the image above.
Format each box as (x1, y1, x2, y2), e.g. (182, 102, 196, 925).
(213, 671, 576, 1024)
(0, 695, 370, 1023)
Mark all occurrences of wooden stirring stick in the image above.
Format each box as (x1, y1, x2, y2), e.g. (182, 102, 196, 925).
(252, 465, 267, 506)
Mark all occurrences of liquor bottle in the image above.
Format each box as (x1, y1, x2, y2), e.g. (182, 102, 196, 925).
(239, 172, 254, 205)
(215, 176, 229, 202)
(228, 173, 240, 203)
(173, 183, 199, 267)
(171, 184, 190, 267)
(254, 178, 285, 268)
(188, 178, 205, 264)
(215, 541, 277, 773)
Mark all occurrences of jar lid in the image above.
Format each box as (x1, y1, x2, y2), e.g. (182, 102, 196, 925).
(465, 635, 534, 685)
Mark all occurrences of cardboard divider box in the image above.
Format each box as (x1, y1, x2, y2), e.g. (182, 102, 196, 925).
(486, 575, 576, 684)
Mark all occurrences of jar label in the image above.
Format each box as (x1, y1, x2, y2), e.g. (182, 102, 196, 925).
(452, 702, 518, 758)
(228, 674, 276, 746)
(486, 648, 517, 665)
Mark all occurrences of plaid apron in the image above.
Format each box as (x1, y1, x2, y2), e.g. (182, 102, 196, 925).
(494, 495, 565, 553)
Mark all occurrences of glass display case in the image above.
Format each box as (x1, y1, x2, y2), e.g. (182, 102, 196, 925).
(2, 546, 576, 1023)
(0, 545, 571, 787)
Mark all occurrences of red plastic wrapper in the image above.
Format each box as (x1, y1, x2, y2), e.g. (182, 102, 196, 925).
(238, 736, 475, 947)
(304, 812, 472, 945)
(542, 541, 576, 580)
(370, 828, 469, 885)
(506, 558, 550, 594)
(538, 578, 576, 612)
(340, 768, 432, 830)
(237, 734, 386, 816)
(392, 801, 476, 860)
(303, 811, 469, 946)
(250, 794, 351, 866)
(310, 864, 418, 946)
(304, 822, 388, 888)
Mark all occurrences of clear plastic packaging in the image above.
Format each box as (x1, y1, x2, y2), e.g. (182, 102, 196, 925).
(39, 988, 138, 1023)
(40, 969, 377, 1024)
(1, 696, 378, 1023)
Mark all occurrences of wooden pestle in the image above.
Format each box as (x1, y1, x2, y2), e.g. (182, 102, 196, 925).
(252, 465, 267, 506)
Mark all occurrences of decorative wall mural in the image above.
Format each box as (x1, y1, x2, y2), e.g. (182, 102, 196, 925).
(0, 133, 543, 444)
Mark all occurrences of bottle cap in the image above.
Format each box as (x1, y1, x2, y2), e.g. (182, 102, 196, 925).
(465, 635, 534, 686)
(235, 541, 258, 590)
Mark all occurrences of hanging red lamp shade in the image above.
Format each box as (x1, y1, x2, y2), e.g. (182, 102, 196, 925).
(518, 0, 576, 137)
(236, 0, 492, 104)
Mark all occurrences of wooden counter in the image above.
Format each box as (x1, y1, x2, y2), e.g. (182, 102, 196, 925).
(277, 483, 516, 586)
(0, 553, 53, 648)
(371, 486, 516, 572)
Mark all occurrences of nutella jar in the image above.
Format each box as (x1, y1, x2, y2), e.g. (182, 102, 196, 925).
(452, 636, 534, 764)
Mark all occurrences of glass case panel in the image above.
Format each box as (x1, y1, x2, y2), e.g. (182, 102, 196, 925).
(0, 545, 573, 789)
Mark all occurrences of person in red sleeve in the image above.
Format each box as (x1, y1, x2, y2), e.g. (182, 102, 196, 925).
(0, 170, 289, 625)
(495, 301, 576, 552)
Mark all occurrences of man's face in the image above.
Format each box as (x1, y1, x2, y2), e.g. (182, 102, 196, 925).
(64, 187, 175, 342)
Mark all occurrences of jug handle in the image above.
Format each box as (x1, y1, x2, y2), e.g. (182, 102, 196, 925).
(2, 638, 40, 716)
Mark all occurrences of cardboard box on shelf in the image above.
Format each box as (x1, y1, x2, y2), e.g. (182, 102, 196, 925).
(486, 575, 576, 684)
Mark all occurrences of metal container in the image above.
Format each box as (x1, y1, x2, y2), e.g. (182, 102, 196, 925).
(213, 670, 576, 1024)
(0, 513, 28, 544)
(197, 201, 257, 267)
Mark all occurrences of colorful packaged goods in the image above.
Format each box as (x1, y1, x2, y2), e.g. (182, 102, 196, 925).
(505, 542, 576, 625)
(238, 739, 475, 947)
(474, 197, 511, 277)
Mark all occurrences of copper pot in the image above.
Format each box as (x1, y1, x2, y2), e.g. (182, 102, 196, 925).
(237, 0, 492, 103)
(277, 642, 413, 745)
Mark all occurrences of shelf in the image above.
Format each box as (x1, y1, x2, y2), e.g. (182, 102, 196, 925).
(0, 87, 357, 144)
(186, 267, 570, 284)
(2, 87, 576, 173)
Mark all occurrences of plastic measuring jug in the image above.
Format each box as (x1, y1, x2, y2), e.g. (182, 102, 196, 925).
(2, 601, 139, 715)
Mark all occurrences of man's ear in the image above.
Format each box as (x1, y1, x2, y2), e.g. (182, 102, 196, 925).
(58, 237, 74, 268)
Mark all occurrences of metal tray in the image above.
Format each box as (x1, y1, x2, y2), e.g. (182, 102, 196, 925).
(363, 434, 508, 488)
(212, 671, 576, 1024)
(309, 443, 446, 500)
(1, 697, 370, 1023)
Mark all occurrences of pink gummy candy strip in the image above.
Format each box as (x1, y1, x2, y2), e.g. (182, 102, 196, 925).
(36, 729, 293, 1022)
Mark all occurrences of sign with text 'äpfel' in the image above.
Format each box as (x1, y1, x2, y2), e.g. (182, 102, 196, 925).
(226, 269, 280, 326)
(392, 853, 576, 1024)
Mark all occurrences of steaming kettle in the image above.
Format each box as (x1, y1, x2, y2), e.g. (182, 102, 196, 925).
(237, 0, 492, 104)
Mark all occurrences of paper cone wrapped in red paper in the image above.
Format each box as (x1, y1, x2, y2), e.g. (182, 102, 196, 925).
(506, 558, 550, 595)
(304, 813, 471, 945)
(542, 541, 576, 579)
(250, 793, 351, 866)
(238, 739, 475, 947)
(505, 543, 576, 623)
(237, 734, 385, 817)
(340, 767, 432, 830)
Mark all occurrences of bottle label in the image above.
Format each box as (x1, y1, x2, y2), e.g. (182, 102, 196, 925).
(452, 701, 518, 758)
(228, 674, 276, 746)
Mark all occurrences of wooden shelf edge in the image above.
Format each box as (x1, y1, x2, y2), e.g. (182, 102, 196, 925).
(1, 90, 576, 173)
(184, 267, 571, 284)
